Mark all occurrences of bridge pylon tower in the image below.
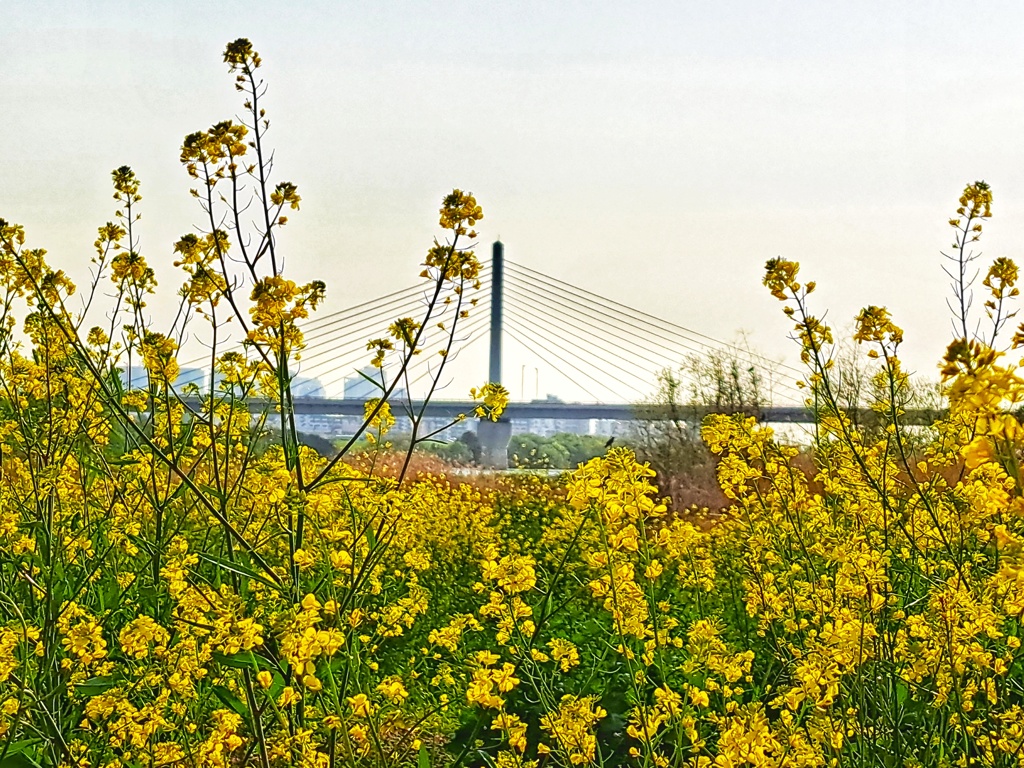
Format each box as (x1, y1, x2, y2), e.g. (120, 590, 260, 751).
(478, 240, 512, 468)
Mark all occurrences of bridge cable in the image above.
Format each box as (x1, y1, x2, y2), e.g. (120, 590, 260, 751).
(173, 290, 434, 375)
(502, 279, 804, 403)
(501, 305, 650, 401)
(284, 275, 491, 365)
(283, 291, 488, 376)
(301, 282, 430, 330)
(300, 263, 491, 331)
(294, 312, 492, 399)
(176, 277, 490, 386)
(402, 316, 493, 392)
(503, 266, 804, 401)
(506, 258, 796, 373)
(502, 283, 701, 378)
(377, 299, 494, 390)
(505, 260, 804, 377)
(502, 310, 642, 402)
(502, 325, 605, 404)
(294, 276, 492, 360)
(174, 305, 430, 389)
(505, 263, 799, 385)
(501, 298, 664, 391)
(392, 314, 492, 386)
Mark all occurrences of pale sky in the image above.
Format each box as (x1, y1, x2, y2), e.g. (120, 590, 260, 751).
(5, 1, 1024, 403)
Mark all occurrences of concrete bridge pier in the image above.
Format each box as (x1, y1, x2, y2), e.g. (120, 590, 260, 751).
(477, 417, 512, 469)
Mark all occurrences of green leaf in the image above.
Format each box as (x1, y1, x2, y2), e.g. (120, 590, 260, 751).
(75, 676, 116, 697)
(267, 672, 286, 700)
(355, 368, 386, 392)
(0, 753, 42, 768)
(213, 651, 259, 670)
(212, 650, 276, 671)
(895, 680, 909, 707)
(213, 685, 249, 720)
(0, 741, 39, 756)
(0, 740, 42, 766)
(195, 552, 279, 590)
(105, 456, 141, 466)
(417, 744, 431, 768)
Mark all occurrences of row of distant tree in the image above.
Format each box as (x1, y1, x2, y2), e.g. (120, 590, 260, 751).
(353, 430, 613, 470)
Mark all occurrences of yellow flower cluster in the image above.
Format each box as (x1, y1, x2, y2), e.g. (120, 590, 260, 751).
(540, 695, 607, 765)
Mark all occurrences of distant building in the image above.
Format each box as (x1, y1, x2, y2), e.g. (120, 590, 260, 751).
(294, 414, 347, 437)
(344, 366, 382, 401)
(507, 395, 582, 437)
(343, 366, 406, 402)
(119, 366, 149, 390)
(292, 376, 326, 399)
(175, 367, 207, 391)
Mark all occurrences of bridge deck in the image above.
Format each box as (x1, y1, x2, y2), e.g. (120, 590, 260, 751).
(201, 397, 942, 425)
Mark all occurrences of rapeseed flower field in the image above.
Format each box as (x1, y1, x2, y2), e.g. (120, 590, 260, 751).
(2, 39, 1024, 768)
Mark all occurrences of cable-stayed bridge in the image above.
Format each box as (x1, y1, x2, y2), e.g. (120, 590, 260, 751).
(163, 243, 827, 466)
(178, 241, 807, 411)
(167, 240, 819, 466)
(174, 241, 811, 461)
(165, 241, 942, 462)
